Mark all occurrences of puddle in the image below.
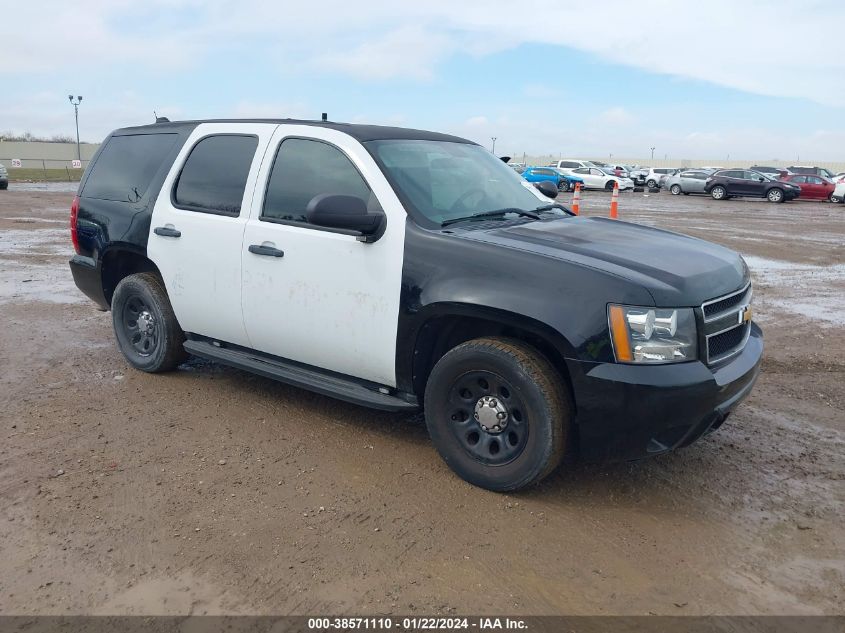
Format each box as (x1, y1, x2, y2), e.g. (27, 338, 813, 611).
(0, 260, 84, 305)
(0, 228, 72, 257)
(7, 181, 80, 193)
(743, 255, 845, 326)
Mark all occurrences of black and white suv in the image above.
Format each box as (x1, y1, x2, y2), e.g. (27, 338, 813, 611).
(69, 118, 763, 491)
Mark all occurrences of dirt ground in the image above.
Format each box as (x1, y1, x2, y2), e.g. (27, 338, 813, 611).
(0, 186, 843, 616)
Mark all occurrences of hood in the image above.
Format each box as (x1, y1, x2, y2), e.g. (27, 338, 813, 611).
(456, 217, 748, 306)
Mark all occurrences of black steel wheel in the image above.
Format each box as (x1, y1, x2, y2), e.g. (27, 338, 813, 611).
(112, 272, 187, 372)
(424, 337, 571, 492)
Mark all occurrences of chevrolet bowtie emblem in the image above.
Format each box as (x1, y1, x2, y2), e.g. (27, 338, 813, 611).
(740, 305, 752, 324)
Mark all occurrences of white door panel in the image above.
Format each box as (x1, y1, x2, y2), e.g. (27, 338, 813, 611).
(241, 125, 405, 386)
(148, 123, 277, 347)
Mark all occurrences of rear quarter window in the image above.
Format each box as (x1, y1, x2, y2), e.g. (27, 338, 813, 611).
(82, 133, 179, 202)
(173, 135, 258, 216)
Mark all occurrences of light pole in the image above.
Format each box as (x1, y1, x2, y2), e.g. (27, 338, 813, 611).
(68, 95, 83, 160)
(650, 146, 655, 161)
(490, 137, 497, 154)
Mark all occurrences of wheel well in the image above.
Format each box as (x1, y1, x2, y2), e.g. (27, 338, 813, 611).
(411, 314, 575, 411)
(101, 249, 161, 306)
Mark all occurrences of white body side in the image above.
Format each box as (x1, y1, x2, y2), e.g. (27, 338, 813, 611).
(240, 125, 405, 386)
(148, 123, 277, 347)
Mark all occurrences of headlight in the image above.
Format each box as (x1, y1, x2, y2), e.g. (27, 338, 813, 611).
(608, 305, 698, 363)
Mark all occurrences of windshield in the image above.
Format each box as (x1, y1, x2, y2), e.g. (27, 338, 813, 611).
(366, 140, 548, 227)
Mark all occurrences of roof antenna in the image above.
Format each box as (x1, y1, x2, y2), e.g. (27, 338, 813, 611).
(321, 112, 328, 121)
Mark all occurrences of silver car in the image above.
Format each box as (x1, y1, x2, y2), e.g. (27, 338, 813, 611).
(665, 169, 713, 195)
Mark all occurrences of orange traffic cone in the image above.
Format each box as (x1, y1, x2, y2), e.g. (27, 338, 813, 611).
(610, 181, 619, 219)
(571, 183, 581, 215)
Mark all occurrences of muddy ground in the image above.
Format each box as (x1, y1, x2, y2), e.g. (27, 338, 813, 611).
(0, 187, 842, 616)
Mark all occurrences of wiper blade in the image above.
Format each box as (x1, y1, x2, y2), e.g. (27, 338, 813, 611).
(441, 208, 541, 227)
(534, 203, 577, 217)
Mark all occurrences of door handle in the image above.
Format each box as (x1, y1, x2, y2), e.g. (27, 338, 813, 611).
(248, 244, 284, 258)
(154, 226, 181, 238)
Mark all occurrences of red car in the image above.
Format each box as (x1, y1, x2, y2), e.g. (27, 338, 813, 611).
(780, 174, 836, 200)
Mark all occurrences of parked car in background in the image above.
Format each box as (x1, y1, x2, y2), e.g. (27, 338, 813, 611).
(508, 163, 526, 174)
(831, 182, 845, 202)
(830, 172, 845, 183)
(750, 165, 789, 180)
(705, 169, 800, 203)
(645, 168, 677, 188)
(0, 163, 8, 190)
(550, 168, 585, 191)
(603, 164, 631, 178)
(780, 174, 836, 201)
(788, 166, 837, 179)
(549, 159, 598, 171)
(629, 166, 649, 185)
(665, 170, 713, 195)
(522, 166, 584, 192)
(569, 166, 634, 191)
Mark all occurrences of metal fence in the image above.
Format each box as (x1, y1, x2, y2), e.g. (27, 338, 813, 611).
(0, 157, 91, 182)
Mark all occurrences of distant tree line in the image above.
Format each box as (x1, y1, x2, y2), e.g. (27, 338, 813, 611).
(0, 131, 90, 143)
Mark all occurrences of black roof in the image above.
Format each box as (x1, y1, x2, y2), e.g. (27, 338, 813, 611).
(114, 119, 475, 144)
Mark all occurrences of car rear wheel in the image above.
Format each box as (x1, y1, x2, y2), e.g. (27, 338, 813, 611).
(112, 272, 188, 373)
(711, 185, 727, 200)
(646, 179, 658, 188)
(424, 337, 571, 492)
(670, 184, 682, 195)
(767, 188, 785, 203)
(558, 180, 570, 192)
(604, 180, 616, 191)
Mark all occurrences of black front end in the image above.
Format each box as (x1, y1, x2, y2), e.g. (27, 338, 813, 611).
(568, 283, 763, 462)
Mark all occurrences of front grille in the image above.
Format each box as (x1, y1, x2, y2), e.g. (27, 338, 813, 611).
(707, 323, 750, 362)
(703, 282, 751, 320)
(701, 282, 753, 364)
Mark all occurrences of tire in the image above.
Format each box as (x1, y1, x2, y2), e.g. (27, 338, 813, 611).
(111, 272, 187, 373)
(670, 184, 682, 195)
(424, 337, 571, 492)
(646, 179, 657, 188)
(683, 192, 690, 195)
(558, 180, 570, 192)
(604, 180, 616, 191)
(767, 187, 784, 203)
(0, 182, 8, 190)
(711, 185, 727, 200)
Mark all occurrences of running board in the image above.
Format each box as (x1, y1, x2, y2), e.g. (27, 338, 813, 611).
(183, 340, 418, 412)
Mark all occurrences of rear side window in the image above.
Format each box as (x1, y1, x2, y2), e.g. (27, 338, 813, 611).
(559, 161, 580, 169)
(262, 138, 373, 224)
(174, 135, 258, 216)
(83, 133, 178, 202)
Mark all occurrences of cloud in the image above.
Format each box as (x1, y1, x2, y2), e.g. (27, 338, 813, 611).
(595, 107, 635, 126)
(6, 1, 845, 105)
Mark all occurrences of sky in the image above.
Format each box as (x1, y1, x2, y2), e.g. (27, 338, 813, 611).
(3, 0, 845, 161)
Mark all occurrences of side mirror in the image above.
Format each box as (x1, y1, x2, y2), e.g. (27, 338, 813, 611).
(305, 194, 385, 242)
(534, 180, 559, 199)
(758, 177, 764, 182)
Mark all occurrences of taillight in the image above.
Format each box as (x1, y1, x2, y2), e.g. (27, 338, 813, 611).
(70, 195, 80, 254)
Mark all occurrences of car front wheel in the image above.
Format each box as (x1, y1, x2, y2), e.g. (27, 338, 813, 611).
(111, 272, 188, 373)
(711, 185, 727, 200)
(424, 337, 571, 492)
(670, 184, 682, 195)
(558, 180, 570, 192)
(767, 188, 785, 203)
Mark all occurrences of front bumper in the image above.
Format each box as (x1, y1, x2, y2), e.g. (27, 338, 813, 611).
(568, 322, 763, 462)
